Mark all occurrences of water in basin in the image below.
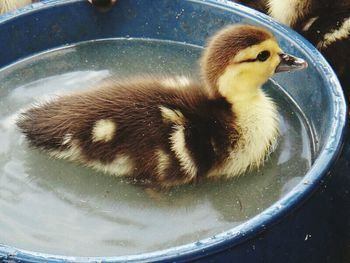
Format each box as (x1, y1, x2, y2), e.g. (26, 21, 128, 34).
(0, 39, 313, 256)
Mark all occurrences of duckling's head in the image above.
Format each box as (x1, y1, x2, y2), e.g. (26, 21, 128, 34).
(201, 24, 307, 103)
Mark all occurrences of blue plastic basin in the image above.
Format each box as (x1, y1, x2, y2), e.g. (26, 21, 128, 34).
(0, 0, 347, 262)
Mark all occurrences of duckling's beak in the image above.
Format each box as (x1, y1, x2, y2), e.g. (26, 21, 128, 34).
(275, 53, 308, 73)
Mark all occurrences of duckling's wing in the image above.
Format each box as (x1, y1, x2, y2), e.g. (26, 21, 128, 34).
(159, 93, 237, 178)
(16, 80, 167, 158)
(16, 79, 237, 186)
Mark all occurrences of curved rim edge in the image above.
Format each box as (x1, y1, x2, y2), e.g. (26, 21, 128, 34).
(0, 0, 347, 262)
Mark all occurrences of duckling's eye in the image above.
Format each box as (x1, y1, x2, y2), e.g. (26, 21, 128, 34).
(257, 50, 271, 62)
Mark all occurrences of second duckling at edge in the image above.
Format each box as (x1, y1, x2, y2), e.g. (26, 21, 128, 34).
(17, 25, 307, 189)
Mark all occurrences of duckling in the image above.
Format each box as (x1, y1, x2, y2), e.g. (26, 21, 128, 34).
(233, 0, 349, 102)
(267, 0, 350, 29)
(0, 0, 32, 15)
(300, 13, 350, 103)
(233, 0, 268, 14)
(267, 0, 350, 102)
(16, 25, 307, 189)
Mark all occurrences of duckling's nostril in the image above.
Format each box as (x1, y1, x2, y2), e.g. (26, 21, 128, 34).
(275, 53, 308, 73)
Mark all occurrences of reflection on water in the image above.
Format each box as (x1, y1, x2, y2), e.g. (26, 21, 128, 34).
(0, 39, 312, 256)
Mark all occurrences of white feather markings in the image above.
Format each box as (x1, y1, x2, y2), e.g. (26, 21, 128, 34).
(91, 119, 117, 143)
(155, 149, 171, 178)
(159, 106, 185, 125)
(268, 0, 309, 27)
(50, 141, 134, 176)
(317, 18, 350, 49)
(170, 125, 198, 180)
(160, 76, 191, 88)
(89, 155, 134, 176)
(62, 133, 73, 145)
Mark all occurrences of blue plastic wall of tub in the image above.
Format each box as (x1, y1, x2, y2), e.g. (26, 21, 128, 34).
(0, 0, 348, 262)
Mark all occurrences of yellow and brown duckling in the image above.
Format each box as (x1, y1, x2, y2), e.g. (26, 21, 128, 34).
(242, 0, 350, 102)
(16, 25, 307, 189)
(233, 0, 268, 13)
(293, 2, 350, 103)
